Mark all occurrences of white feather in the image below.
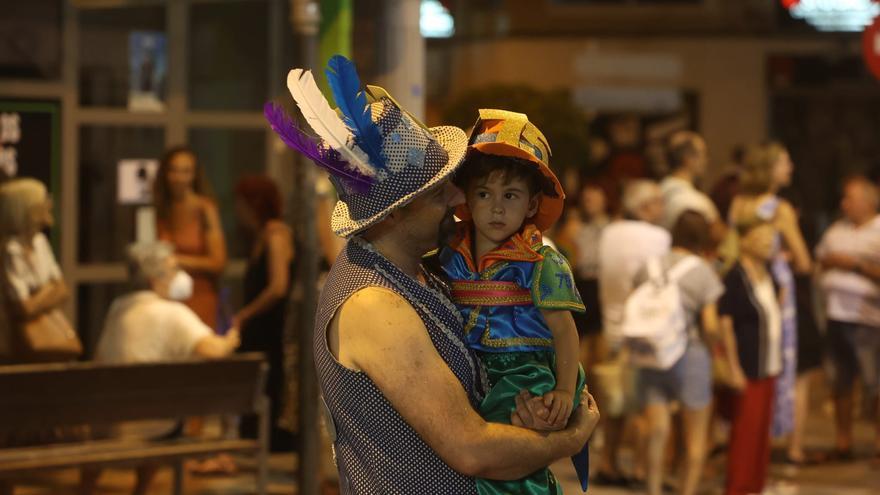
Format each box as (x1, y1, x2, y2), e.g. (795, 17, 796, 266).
(286, 69, 375, 177)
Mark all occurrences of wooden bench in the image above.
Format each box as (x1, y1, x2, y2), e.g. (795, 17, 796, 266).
(0, 354, 269, 494)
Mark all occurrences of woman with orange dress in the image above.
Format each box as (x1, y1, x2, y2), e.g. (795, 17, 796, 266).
(153, 145, 227, 332)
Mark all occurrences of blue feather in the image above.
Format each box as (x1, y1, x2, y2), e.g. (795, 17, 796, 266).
(325, 55, 386, 171)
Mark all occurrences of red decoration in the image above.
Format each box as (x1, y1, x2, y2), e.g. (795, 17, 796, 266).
(781, 0, 800, 8)
(863, 17, 880, 81)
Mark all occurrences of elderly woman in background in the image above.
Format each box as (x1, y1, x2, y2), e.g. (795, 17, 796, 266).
(153, 145, 227, 331)
(0, 178, 78, 364)
(728, 142, 814, 463)
(0, 178, 79, 495)
(718, 220, 782, 495)
(233, 174, 296, 452)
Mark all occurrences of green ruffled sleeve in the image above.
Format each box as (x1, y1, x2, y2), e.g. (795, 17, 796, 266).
(530, 245, 586, 313)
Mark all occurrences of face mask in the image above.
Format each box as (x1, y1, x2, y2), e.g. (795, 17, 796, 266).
(167, 270, 194, 301)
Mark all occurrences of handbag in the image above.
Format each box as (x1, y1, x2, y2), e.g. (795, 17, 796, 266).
(709, 340, 739, 389)
(591, 351, 638, 417)
(14, 308, 83, 362)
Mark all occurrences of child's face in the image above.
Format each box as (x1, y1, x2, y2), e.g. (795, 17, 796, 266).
(466, 171, 539, 247)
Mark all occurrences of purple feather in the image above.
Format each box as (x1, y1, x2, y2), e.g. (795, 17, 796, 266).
(263, 102, 372, 194)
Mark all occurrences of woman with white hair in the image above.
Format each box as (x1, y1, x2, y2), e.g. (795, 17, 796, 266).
(0, 177, 78, 363)
(85, 241, 240, 495)
(95, 241, 240, 364)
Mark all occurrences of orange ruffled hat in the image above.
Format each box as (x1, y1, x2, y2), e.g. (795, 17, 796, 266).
(456, 109, 565, 231)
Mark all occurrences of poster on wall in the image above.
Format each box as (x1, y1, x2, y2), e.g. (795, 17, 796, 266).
(0, 100, 60, 187)
(117, 159, 158, 205)
(128, 31, 167, 112)
(0, 99, 61, 244)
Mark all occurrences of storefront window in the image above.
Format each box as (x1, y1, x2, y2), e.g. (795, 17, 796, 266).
(79, 6, 166, 108)
(188, 1, 269, 111)
(79, 125, 165, 263)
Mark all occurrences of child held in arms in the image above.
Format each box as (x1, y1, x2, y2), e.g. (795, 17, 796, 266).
(438, 109, 588, 494)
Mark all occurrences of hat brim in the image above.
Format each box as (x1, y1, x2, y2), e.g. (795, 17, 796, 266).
(457, 142, 566, 231)
(331, 125, 468, 238)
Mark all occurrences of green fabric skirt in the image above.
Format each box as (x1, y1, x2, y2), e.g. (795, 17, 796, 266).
(476, 350, 586, 495)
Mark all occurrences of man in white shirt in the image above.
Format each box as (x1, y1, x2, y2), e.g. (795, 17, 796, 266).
(88, 242, 239, 495)
(660, 132, 721, 230)
(96, 242, 239, 363)
(816, 176, 880, 459)
(595, 180, 671, 483)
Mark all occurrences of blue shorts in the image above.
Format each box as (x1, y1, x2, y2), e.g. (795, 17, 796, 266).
(827, 320, 880, 398)
(639, 341, 712, 410)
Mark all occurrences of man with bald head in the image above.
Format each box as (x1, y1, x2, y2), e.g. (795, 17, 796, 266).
(816, 175, 880, 460)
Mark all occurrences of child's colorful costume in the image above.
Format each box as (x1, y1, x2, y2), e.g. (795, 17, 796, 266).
(439, 110, 589, 494)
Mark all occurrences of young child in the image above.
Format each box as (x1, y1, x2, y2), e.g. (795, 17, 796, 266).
(438, 109, 587, 494)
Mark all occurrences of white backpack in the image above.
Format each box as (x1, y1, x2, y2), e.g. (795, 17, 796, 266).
(621, 255, 701, 370)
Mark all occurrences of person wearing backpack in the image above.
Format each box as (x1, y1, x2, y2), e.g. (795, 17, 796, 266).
(595, 180, 670, 486)
(628, 211, 743, 495)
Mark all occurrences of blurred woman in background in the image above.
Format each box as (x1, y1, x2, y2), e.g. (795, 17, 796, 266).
(556, 181, 611, 373)
(0, 178, 78, 364)
(233, 174, 296, 452)
(154, 145, 227, 331)
(718, 220, 782, 495)
(728, 142, 812, 460)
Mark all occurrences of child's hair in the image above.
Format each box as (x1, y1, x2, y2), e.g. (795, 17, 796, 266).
(454, 150, 554, 197)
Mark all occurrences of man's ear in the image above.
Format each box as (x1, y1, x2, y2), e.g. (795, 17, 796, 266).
(527, 194, 541, 218)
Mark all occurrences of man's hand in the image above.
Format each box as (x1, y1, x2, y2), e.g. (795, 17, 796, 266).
(225, 327, 241, 352)
(542, 389, 574, 428)
(511, 389, 557, 431)
(512, 388, 600, 442)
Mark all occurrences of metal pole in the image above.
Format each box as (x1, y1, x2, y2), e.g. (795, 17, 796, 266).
(377, 0, 425, 120)
(290, 2, 320, 494)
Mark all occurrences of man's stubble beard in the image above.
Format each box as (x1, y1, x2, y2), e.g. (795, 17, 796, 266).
(437, 208, 458, 249)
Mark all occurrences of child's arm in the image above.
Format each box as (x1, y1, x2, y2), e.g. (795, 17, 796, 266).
(541, 308, 581, 428)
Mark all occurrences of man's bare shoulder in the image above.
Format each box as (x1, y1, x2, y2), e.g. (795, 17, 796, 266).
(328, 286, 429, 370)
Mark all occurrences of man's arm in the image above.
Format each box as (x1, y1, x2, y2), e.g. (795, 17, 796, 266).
(329, 287, 599, 480)
(193, 328, 240, 358)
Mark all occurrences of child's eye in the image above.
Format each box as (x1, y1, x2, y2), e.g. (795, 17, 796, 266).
(504, 193, 518, 200)
(477, 191, 490, 199)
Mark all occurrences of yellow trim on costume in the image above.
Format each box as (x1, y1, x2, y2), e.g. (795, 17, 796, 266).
(459, 260, 553, 350)
(479, 325, 554, 349)
(535, 301, 588, 312)
(451, 280, 522, 292)
(455, 293, 533, 306)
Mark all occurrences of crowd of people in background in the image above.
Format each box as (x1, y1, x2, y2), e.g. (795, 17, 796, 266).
(0, 147, 296, 494)
(554, 132, 880, 495)
(1, 126, 879, 495)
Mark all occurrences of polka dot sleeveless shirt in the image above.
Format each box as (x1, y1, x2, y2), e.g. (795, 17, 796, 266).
(314, 237, 488, 494)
